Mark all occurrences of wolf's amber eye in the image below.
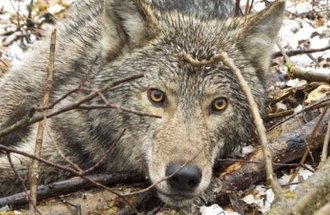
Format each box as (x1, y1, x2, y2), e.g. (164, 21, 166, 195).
(148, 88, 166, 104)
(210, 97, 228, 112)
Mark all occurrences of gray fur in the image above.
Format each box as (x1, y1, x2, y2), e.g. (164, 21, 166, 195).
(0, 0, 285, 208)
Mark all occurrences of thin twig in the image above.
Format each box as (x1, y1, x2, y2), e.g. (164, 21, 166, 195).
(46, 126, 82, 172)
(277, 41, 330, 83)
(277, 41, 292, 64)
(319, 116, 330, 168)
(179, 50, 282, 194)
(248, 0, 254, 13)
(6, 152, 41, 214)
(28, 28, 56, 215)
(0, 74, 146, 138)
(84, 130, 126, 174)
(6, 153, 28, 196)
(179, 52, 223, 66)
(218, 51, 283, 196)
(34, 56, 99, 112)
(244, 0, 250, 14)
(27, 0, 34, 20)
(0, 58, 9, 67)
(124, 145, 206, 197)
(267, 96, 330, 131)
(235, 0, 241, 16)
(0, 145, 139, 214)
(273, 46, 330, 58)
(288, 107, 329, 183)
(78, 104, 161, 118)
(266, 109, 295, 120)
(58, 197, 82, 215)
(216, 158, 315, 172)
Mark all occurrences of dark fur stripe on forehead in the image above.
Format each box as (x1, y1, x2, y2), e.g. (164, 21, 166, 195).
(150, 0, 235, 19)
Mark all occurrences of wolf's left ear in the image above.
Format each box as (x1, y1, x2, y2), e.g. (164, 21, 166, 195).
(239, 0, 285, 72)
(102, 0, 159, 60)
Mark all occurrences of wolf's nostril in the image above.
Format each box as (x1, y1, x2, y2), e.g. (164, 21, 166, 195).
(189, 179, 197, 187)
(166, 163, 202, 192)
(172, 176, 179, 182)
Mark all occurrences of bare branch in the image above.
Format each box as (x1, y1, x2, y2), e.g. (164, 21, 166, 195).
(290, 68, 330, 84)
(0, 144, 139, 214)
(218, 51, 283, 196)
(267, 96, 330, 131)
(78, 104, 161, 118)
(28, 28, 56, 215)
(0, 74, 145, 138)
(288, 106, 330, 183)
(35, 56, 99, 112)
(45, 126, 82, 172)
(273, 46, 330, 58)
(319, 115, 330, 168)
(277, 41, 330, 84)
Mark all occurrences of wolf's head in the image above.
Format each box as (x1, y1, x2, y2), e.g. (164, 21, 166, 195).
(96, 0, 285, 207)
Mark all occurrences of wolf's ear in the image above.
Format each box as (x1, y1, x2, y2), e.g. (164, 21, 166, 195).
(238, 0, 285, 72)
(102, 0, 159, 60)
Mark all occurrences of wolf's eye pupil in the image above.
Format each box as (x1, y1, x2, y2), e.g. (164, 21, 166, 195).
(148, 88, 166, 104)
(211, 97, 228, 112)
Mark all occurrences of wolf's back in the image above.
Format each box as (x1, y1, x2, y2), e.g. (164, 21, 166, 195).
(0, 0, 104, 145)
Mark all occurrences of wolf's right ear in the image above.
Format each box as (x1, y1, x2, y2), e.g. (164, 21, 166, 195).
(238, 0, 285, 73)
(102, 0, 159, 60)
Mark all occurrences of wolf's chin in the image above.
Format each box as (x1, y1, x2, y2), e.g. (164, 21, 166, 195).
(157, 192, 196, 207)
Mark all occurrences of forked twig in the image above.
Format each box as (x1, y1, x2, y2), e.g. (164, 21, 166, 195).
(0, 74, 146, 138)
(179, 50, 282, 195)
(6, 152, 41, 215)
(277, 41, 330, 83)
(217, 51, 283, 196)
(179, 52, 223, 66)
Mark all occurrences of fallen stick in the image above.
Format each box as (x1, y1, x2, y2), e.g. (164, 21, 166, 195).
(0, 172, 144, 208)
(217, 111, 329, 193)
(289, 67, 330, 84)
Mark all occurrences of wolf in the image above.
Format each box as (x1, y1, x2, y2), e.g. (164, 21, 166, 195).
(0, 0, 285, 209)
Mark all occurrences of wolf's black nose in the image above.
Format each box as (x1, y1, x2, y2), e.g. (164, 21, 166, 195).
(166, 163, 202, 192)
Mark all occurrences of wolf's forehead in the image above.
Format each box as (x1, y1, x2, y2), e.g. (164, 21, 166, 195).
(151, 0, 235, 19)
(139, 45, 236, 95)
(162, 22, 227, 51)
(157, 19, 236, 61)
(147, 64, 234, 96)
